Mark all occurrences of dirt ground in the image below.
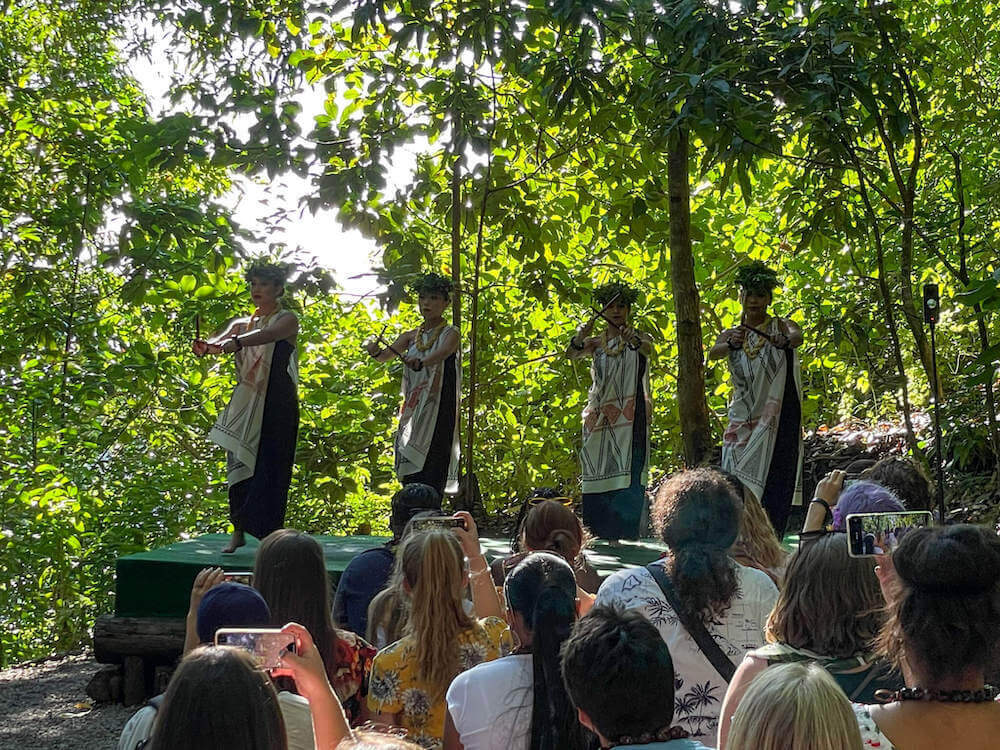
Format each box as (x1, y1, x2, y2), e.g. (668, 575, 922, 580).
(0, 652, 134, 750)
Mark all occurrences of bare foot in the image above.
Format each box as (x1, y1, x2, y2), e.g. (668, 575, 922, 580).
(222, 528, 245, 554)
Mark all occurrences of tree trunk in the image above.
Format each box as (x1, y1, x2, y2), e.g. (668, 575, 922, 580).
(450, 161, 463, 478)
(667, 127, 712, 466)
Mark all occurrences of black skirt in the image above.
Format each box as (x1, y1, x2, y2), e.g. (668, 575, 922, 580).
(402, 352, 457, 497)
(760, 348, 801, 537)
(229, 340, 298, 539)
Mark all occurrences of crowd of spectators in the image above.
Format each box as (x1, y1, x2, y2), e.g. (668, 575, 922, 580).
(119, 455, 1000, 750)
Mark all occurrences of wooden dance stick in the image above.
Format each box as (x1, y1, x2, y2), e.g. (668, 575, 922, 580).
(373, 325, 421, 370)
(589, 295, 643, 350)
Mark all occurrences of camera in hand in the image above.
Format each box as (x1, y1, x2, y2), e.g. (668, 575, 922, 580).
(846, 511, 932, 557)
(215, 628, 295, 670)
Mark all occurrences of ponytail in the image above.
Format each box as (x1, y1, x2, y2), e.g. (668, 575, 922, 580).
(505, 553, 590, 750)
(653, 469, 742, 624)
(400, 530, 473, 699)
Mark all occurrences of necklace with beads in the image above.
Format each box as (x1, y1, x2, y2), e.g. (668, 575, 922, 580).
(741, 315, 770, 359)
(414, 321, 447, 353)
(600, 330, 627, 357)
(876, 685, 999, 703)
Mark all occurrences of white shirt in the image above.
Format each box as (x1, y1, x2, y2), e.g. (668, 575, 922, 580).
(595, 560, 778, 747)
(446, 654, 533, 750)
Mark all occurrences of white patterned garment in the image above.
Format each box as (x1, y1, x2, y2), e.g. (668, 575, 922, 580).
(853, 703, 896, 749)
(720, 317, 802, 506)
(580, 341, 651, 493)
(395, 324, 461, 494)
(594, 559, 778, 747)
(209, 310, 298, 487)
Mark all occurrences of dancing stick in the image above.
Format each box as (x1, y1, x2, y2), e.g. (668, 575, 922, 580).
(589, 293, 643, 350)
(372, 325, 421, 370)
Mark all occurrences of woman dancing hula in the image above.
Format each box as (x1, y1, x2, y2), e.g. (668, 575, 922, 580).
(709, 261, 803, 538)
(567, 281, 652, 540)
(193, 261, 299, 553)
(365, 272, 460, 497)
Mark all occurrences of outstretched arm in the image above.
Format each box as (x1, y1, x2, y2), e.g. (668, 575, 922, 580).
(709, 327, 745, 360)
(365, 330, 414, 363)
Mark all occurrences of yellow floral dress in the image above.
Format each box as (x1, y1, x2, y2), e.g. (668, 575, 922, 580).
(367, 616, 512, 749)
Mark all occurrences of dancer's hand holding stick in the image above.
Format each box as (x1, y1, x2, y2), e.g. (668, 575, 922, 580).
(364, 325, 423, 371)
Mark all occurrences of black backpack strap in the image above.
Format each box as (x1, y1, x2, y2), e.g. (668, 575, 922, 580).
(646, 562, 736, 682)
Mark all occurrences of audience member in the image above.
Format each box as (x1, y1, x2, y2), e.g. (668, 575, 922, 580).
(255, 529, 376, 725)
(715, 468, 788, 585)
(562, 605, 711, 749)
(367, 521, 512, 749)
(144, 621, 352, 750)
(492, 489, 602, 594)
(595, 468, 778, 745)
(366, 510, 447, 649)
(147, 645, 288, 750)
(445, 552, 589, 750)
(854, 524, 1000, 748)
(120, 579, 272, 750)
(716, 533, 902, 748)
(337, 732, 426, 749)
(802, 471, 904, 534)
(860, 456, 933, 511)
(334, 484, 442, 635)
(726, 662, 862, 750)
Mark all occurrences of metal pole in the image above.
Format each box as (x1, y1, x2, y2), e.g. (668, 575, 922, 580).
(929, 320, 946, 521)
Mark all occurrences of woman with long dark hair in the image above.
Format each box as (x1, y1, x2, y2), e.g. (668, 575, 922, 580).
(444, 552, 590, 750)
(254, 529, 375, 726)
(194, 260, 299, 553)
(853, 525, 1000, 748)
(595, 468, 778, 745)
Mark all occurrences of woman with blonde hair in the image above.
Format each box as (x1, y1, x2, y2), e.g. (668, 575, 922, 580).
(727, 662, 861, 750)
(368, 519, 511, 749)
(714, 468, 787, 585)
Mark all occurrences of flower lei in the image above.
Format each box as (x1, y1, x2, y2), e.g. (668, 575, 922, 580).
(414, 320, 447, 353)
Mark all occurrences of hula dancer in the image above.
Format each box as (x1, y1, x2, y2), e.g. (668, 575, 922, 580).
(365, 273, 460, 496)
(193, 261, 299, 553)
(567, 282, 653, 540)
(709, 261, 804, 537)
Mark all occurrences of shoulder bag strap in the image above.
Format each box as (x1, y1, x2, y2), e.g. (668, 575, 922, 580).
(646, 562, 736, 682)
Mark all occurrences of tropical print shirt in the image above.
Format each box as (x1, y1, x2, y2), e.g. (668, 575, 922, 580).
(595, 559, 778, 743)
(367, 616, 512, 749)
(331, 628, 377, 727)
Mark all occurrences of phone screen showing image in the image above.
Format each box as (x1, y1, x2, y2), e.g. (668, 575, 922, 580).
(409, 516, 465, 533)
(223, 571, 253, 586)
(846, 511, 933, 557)
(214, 628, 295, 670)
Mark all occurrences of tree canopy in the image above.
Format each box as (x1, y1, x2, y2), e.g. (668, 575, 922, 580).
(2, 0, 999, 663)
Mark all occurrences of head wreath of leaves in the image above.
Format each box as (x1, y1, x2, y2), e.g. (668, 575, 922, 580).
(244, 258, 291, 287)
(735, 261, 780, 295)
(410, 272, 453, 299)
(593, 281, 639, 307)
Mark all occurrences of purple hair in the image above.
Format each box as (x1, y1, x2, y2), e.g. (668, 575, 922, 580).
(832, 480, 905, 530)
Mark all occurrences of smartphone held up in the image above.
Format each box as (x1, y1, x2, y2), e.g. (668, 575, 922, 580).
(215, 628, 295, 670)
(409, 516, 467, 533)
(846, 511, 933, 557)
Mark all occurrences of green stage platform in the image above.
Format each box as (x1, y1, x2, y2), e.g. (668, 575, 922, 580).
(115, 533, 674, 619)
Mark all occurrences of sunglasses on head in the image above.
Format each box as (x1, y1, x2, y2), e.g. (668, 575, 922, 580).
(528, 495, 573, 506)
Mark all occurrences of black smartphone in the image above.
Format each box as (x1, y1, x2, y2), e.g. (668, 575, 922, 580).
(214, 628, 295, 670)
(846, 511, 932, 557)
(409, 516, 466, 533)
(223, 571, 253, 586)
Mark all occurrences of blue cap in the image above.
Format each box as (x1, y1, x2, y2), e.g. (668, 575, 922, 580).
(196, 582, 271, 644)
